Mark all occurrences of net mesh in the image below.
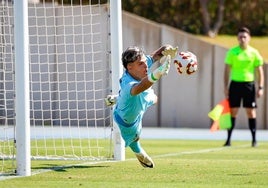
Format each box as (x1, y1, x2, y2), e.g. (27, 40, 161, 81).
(0, 0, 112, 175)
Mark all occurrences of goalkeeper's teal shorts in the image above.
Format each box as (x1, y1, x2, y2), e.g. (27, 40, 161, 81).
(114, 111, 142, 147)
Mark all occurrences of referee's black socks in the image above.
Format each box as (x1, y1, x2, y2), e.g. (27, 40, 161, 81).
(249, 118, 257, 147)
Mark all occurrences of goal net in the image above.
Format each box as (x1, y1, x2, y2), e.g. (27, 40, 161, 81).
(0, 0, 120, 175)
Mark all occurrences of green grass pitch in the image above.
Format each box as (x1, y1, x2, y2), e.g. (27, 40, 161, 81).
(1, 140, 268, 188)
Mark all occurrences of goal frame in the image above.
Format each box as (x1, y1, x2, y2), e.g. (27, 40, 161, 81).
(110, 1, 125, 161)
(13, 0, 124, 176)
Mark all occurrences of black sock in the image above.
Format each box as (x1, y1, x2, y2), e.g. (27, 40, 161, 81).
(249, 118, 256, 142)
(226, 117, 236, 143)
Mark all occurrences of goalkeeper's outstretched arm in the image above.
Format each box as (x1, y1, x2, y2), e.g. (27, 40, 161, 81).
(131, 55, 171, 95)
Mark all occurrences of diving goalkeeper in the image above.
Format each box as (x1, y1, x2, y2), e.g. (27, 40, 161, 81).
(111, 45, 177, 168)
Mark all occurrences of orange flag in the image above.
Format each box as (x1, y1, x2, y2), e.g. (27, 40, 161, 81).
(208, 99, 232, 132)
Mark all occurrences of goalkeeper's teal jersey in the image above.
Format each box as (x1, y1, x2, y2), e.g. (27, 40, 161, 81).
(113, 55, 156, 146)
(225, 45, 263, 82)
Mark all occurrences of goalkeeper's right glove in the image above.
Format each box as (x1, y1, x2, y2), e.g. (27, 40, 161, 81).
(162, 46, 178, 59)
(148, 55, 171, 83)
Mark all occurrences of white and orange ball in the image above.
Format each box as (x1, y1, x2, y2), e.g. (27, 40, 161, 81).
(173, 51, 198, 75)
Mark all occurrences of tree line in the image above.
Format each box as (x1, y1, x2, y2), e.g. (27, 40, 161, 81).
(42, 0, 267, 36)
(122, 0, 268, 36)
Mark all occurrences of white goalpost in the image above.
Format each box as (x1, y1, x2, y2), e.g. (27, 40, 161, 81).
(14, 0, 31, 176)
(0, 0, 124, 176)
(110, 0, 125, 161)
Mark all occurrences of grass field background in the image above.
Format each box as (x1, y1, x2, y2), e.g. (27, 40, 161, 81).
(0, 139, 268, 188)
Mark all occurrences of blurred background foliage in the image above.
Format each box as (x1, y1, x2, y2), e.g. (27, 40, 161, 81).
(45, 0, 268, 36)
(122, 0, 268, 36)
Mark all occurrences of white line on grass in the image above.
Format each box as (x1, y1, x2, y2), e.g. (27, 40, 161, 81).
(153, 144, 249, 159)
(0, 144, 251, 181)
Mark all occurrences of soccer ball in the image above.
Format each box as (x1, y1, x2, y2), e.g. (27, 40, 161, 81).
(173, 51, 198, 75)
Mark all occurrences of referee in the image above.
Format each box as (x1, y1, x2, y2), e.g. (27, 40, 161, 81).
(223, 26, 264, 147)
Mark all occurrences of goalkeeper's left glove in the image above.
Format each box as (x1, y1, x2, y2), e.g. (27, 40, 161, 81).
(148, 55, 171, 83)
(104, 95, 117, 106)
(162, 46, 178, 59)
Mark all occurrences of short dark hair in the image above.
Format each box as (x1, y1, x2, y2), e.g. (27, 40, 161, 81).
(121, 46, 144, 69)
(238, 27, 251, 35)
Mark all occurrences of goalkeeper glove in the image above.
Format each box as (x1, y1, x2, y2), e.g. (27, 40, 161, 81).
(148, 55, 171, 83)
(104, 95, 117, 106)
(162, 46, 178, 59)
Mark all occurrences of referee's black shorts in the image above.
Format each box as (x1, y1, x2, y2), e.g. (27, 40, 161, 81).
(229, 81, 257, 108)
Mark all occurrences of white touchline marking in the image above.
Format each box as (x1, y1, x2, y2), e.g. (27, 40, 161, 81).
(153, 144, 249, 159)
(0, 144, 252, 180)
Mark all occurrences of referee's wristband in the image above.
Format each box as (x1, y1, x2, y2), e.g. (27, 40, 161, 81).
(258, 86, 263, 90)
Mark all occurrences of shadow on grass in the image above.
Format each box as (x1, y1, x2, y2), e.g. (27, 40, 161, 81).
(32, 164, 110, 172)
